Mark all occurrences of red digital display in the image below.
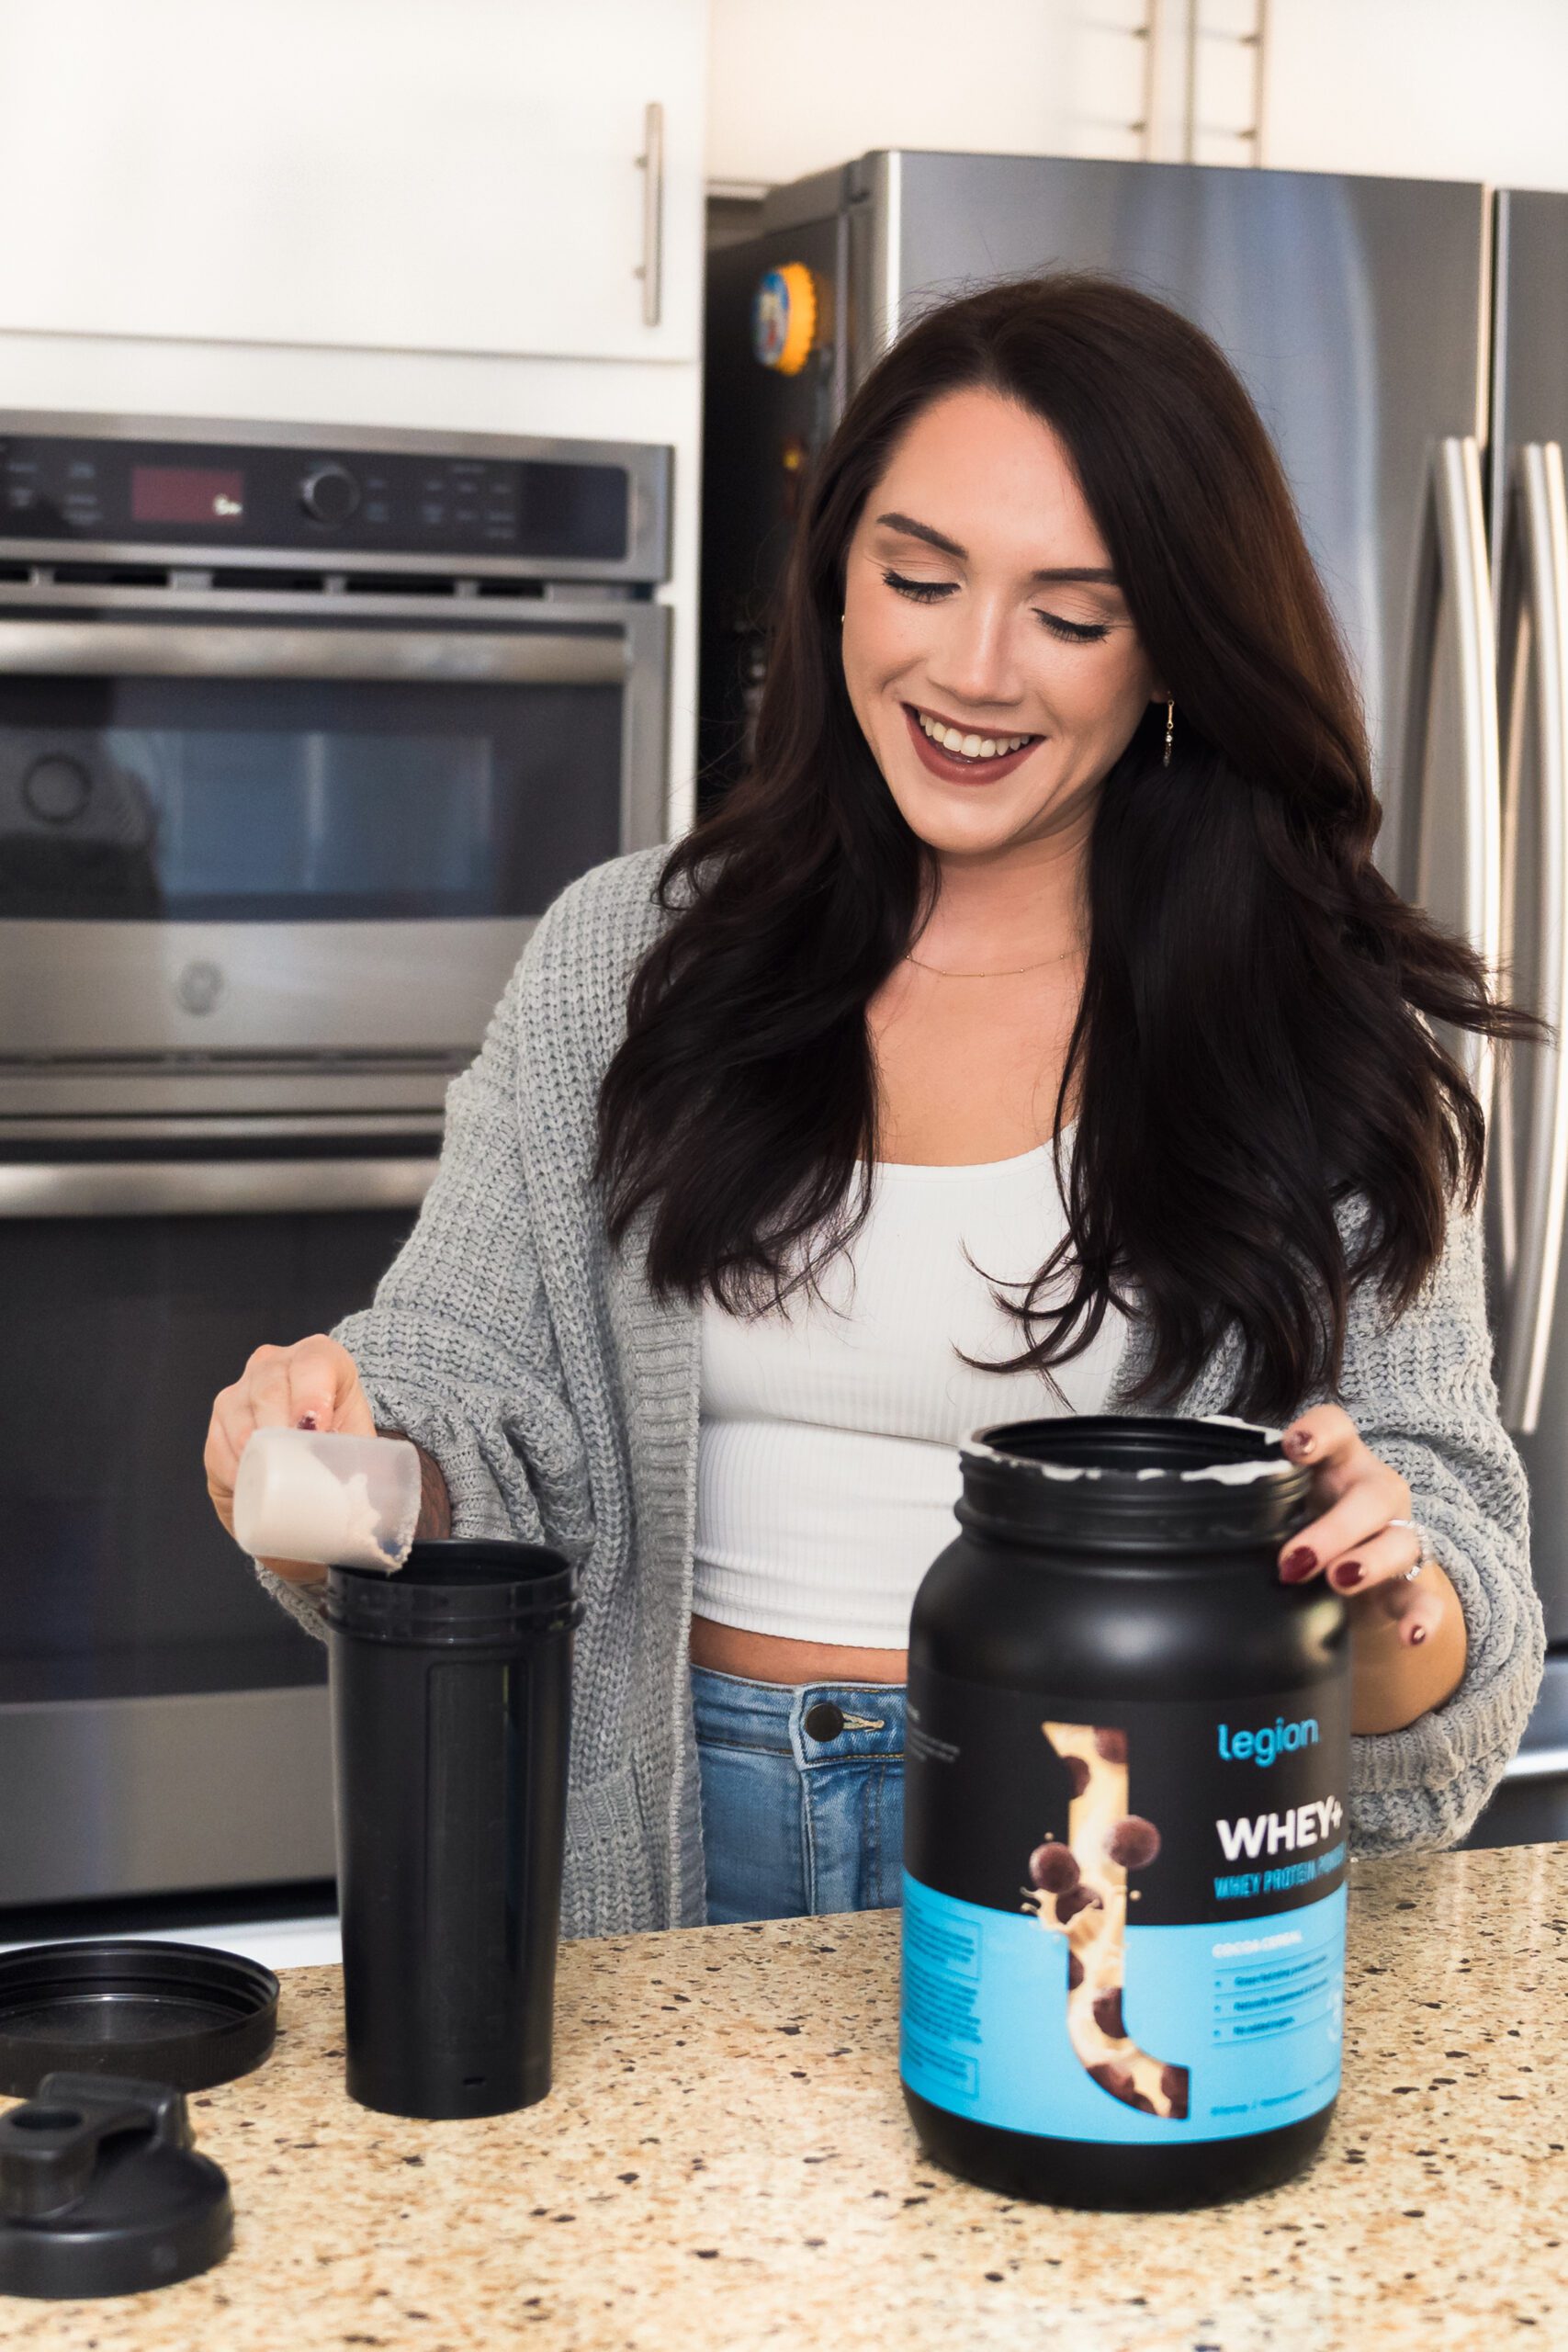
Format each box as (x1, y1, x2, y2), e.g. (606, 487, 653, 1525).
(130, 465, 245, 526)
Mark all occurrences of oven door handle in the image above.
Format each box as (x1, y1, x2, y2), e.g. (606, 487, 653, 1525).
(0, 1156, 438, 1217)
(0, 620, 628, 684)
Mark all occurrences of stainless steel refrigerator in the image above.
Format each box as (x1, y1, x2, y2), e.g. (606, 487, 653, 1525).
(700, 152, 1568, 1842)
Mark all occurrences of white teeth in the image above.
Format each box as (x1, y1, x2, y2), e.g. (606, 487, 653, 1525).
(916, 710, 1034, 761)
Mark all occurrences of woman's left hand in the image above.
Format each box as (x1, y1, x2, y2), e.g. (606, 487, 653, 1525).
(1271, 1404, 1468, 1735)
(1275, 1405, 1455, 1654)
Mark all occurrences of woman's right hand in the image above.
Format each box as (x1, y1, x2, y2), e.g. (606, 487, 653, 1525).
(204, 1335, 377, 1583)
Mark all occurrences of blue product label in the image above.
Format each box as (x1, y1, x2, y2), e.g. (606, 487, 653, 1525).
(901, 1873, 1345, 2143)
(901, 1668, 1349, 2143)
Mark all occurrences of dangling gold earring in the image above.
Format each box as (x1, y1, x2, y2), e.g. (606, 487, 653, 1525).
(1163, 700, 1175, 768)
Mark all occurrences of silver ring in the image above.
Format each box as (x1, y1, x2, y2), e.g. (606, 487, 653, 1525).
(1384, 1515, 1429, 1579)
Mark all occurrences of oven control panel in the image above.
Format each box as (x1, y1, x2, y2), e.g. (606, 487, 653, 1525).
(0, 432, 635, 568)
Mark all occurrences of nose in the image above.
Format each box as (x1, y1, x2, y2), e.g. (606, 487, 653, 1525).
(925, 594, 1026, 718)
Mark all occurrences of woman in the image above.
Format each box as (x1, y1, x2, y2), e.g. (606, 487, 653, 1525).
(205, 274, 1545, 1937)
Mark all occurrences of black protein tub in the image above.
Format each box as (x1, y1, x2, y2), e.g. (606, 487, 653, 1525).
(900, 1414, 1348, 2210)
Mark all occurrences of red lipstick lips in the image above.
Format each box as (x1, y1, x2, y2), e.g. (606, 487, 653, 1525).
(902, 702, 1040, 786)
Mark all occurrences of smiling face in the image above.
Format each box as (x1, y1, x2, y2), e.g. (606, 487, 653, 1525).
(840, 386, 1165, 867)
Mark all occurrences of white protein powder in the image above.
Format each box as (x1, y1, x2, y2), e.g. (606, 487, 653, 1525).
(232, 1427, 418, 1570)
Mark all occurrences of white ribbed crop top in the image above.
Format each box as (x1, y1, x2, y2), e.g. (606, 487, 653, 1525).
(693, 1127, 1129, 1649)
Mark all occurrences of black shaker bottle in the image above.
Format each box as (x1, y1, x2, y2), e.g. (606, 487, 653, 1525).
(324, 1538, 583, 2120)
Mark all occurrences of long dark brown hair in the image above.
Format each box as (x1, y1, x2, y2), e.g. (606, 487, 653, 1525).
(595, 272, 1545, 1419)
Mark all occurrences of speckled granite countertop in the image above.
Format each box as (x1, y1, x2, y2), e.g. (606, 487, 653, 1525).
(3, 1844, 1563, 2350)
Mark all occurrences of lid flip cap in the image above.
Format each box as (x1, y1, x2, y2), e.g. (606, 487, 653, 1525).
(0, 2072, 231, 2298)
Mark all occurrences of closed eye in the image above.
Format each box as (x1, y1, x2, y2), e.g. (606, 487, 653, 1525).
(881, 568, 954, 605)
(1037, 613, 1111, 645)
(880, 569, 1110, 644)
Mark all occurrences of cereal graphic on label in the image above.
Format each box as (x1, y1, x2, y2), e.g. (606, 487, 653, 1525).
(1024, 1720, 1190, 2121)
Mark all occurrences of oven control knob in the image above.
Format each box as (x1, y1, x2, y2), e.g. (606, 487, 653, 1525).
(299, 463, 360, 527)
(22, 752, 91, 824)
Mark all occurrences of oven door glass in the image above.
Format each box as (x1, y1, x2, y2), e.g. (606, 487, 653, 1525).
(0, 608, 667, 1059)
(0, 1201, 417, 1707)
(0, 667, 623, 921)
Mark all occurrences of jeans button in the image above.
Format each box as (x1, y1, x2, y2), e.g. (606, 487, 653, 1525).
(803, 1700, 845, 1741)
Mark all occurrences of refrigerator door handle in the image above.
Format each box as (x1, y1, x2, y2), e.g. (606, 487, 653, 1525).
(1438, 436, 1505, 1132)
(1496, 443, 1568, 1433)
(1404, 437, 1503, 1134)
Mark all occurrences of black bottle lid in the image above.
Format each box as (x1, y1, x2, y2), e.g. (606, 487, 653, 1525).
(0, 2072, 231, 2298)
(0, 1939, 278, 2098)
(958, 1414, 1314, 1553)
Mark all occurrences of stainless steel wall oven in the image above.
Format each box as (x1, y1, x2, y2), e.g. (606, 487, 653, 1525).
(0, 412, 671, 1909)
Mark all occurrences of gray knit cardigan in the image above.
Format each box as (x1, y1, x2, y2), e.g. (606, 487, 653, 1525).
(259, 844, 1545, 1934)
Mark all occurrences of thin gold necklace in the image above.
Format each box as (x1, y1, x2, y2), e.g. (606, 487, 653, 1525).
(904, 948, 1078, 979)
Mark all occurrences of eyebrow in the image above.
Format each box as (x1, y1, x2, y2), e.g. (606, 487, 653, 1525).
(874, 510, 1118, 587)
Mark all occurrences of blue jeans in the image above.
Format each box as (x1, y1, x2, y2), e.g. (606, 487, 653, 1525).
(690, 1662, 907, 1924)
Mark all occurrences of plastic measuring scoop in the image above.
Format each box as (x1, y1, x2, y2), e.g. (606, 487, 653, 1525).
(231, 1426, 421, 1572)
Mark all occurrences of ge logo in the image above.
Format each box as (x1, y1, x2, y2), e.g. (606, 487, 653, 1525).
(175, 960, 226, 1016)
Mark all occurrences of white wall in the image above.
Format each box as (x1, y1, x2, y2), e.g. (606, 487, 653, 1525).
(707, 0, 1568, 192)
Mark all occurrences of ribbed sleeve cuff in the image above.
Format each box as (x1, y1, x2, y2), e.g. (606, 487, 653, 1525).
(1348, 1543, 1546, 1852)
(355, 1373, 533, 1543)
(253, 1559, 330, 1644)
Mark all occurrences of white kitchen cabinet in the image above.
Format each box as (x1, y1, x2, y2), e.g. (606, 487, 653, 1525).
(0, 0, 705, 360)
(707, 0, 1568, 196)
(1261, 0, 1568, 189)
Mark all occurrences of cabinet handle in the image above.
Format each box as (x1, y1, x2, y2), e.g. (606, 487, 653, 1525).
(635, 100, 664, 328)
(1130, 0, 1158, 159)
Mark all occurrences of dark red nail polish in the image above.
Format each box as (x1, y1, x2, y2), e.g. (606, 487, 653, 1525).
(1280, 1547, 1317, 1582)
(297, 1412, 319, 1431)
(1331, 1561, 1364, 1589)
